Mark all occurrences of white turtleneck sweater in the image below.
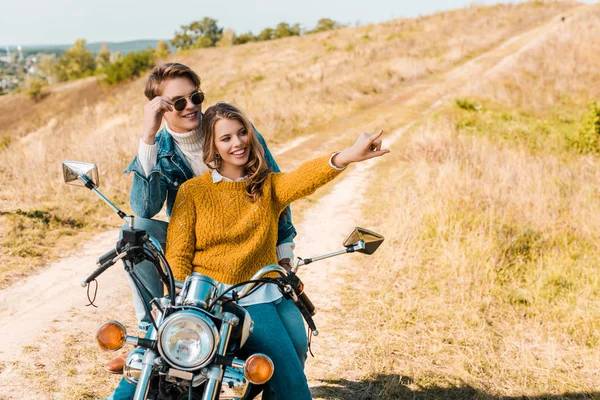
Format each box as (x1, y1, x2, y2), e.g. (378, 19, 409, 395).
(137, 124, 295, 262)
(138, 124, 207, 178)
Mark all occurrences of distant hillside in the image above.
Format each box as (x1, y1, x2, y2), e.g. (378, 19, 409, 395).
(19, 39, 171, 57)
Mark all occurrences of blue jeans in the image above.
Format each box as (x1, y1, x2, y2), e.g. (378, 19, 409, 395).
(121, 218, 168, 331)
(107, 297, 309, 400)
(245, 297, 310, 400)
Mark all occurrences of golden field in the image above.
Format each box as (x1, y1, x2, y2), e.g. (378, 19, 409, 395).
(2, 1, 600, 399)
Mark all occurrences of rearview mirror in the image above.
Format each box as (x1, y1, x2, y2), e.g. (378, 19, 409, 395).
(62, 161, 100, 188)
(343, 227, 384, 255)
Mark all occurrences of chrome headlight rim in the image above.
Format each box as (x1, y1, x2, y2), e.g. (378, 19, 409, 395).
(157, 310, 220, 371)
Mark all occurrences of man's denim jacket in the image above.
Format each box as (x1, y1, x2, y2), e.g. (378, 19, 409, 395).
(123, 126, 296, 246)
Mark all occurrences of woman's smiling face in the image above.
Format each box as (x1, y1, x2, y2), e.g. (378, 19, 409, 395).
(160, 77, 201, 133)
(214, 118, 250, 178)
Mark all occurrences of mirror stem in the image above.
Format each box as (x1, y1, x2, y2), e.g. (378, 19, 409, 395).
(78, 174, 129, 221)
(291, 246, 360, 273)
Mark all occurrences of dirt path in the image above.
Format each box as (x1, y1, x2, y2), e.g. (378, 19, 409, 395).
(0, 5, 594, 399)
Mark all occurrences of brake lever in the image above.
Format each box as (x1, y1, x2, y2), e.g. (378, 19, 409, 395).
(82, 251, 127, 287)
(279, 279, 319, 336)
(295, 296, 318, 336)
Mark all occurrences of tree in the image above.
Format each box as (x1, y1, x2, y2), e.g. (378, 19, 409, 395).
(95, 43, 111, 71)
(216, 29, 235, 47)
(104, 49, 155, 85)
(155, 40, 170, 60)
(257, 27, 273, 41)
(171, 18, 224, 50)
(308, 18, 345, 34)
(55, 39, 96, 81)
(273, 22, 302, 39)
(193, 36, 214, 49)
(290, 23, 302, 36)
(111, 51, 123, 63)
(36, 54, 58, 83)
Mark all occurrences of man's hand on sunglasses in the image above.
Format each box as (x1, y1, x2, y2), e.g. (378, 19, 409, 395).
(142, 96, 174, 145)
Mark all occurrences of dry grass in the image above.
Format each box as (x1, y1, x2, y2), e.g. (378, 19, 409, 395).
(466, 5, 600, 114)
(337, 123, 600, 398)
(321, 4, 600, 399)
(0, 77, 114, 139)
(182, 1, 577, 144)
(4, 302, 137, 399)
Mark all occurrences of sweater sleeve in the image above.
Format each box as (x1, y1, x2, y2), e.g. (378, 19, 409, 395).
(271, 154, 343, 208)
(165, 182, 197, 282)
(137, 139, 158, 177)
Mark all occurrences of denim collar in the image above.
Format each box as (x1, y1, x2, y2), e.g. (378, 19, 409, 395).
(155, 127, 194, 180)
(156, 127, 177, 158)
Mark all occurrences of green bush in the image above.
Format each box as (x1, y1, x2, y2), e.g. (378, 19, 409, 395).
(233, 32, 257, 45)
(104, 49, 155, 85)
(566, 101, 600, 154)
(307, 18, 345, 34)
(26, 77, 48, 102)
(55, 39, 96, 81)
(171, 18, 223, 50)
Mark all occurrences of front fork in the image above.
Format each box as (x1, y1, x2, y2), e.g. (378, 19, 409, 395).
(202, 311, 238, 400)
(132, 329, 159, 400)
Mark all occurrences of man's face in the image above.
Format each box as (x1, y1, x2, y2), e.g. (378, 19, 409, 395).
(160, 77, 201, 133)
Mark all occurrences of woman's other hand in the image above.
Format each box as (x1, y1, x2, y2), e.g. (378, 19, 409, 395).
(332, 129, 390, 168)
(142, 96, 174, 145)
(278, 258, 292, 272)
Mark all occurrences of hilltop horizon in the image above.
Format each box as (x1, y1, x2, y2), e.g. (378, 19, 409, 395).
(8, 0, 587, 48)
(1, 39, 171, 57)
(6, 39, 167, 49)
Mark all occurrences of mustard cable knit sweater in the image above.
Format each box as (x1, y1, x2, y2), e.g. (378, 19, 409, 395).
(165, 154, 343, 284)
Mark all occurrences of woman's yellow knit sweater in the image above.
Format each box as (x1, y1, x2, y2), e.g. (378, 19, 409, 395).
(165, 155, 343, 284)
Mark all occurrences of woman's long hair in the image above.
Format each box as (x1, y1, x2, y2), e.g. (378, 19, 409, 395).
(202, 102, 270, 201)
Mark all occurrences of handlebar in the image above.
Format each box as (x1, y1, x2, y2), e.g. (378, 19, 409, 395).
(82, 241, 131, 287)
(82, 260, 112, 286)
(221, 265, 288, 299)
(218, 265, 319, 335)
(96, 246, 119, 266)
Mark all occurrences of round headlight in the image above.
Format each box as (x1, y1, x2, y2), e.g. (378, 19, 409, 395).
(158, 310, 219, 370)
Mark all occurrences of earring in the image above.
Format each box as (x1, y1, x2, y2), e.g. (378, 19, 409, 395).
(214, 153, 220, 159)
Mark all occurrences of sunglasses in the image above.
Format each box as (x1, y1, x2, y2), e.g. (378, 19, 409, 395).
(172, 91, 205, 111)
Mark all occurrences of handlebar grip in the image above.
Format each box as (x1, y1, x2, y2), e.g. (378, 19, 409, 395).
(96, 247, 118, 266)
(297, 291, 316, 316)
(83, 259, 114, 286)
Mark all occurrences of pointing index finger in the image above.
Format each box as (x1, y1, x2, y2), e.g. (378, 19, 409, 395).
(370, 129, 384, 141)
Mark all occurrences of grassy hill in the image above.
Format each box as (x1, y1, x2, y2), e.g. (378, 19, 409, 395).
(2, 1, 600, 398)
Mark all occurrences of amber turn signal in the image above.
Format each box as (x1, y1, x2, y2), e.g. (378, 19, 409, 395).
(244, 354, 274, 385)
(96, 320, 126, 351)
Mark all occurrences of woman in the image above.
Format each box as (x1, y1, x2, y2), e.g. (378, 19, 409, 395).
(166, 102, 389, 399)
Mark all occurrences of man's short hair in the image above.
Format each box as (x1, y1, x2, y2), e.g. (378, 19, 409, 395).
(144, 63, 201, 100)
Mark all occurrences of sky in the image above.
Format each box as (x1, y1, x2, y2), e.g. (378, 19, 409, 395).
(0, 0, 595, 47)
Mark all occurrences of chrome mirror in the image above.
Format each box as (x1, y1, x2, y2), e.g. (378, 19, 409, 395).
(343, 227, 384, 255)
(62, 161, 100, 188)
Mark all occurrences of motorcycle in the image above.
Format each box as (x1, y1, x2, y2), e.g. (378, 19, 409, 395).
(62, 160, 384, 400)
